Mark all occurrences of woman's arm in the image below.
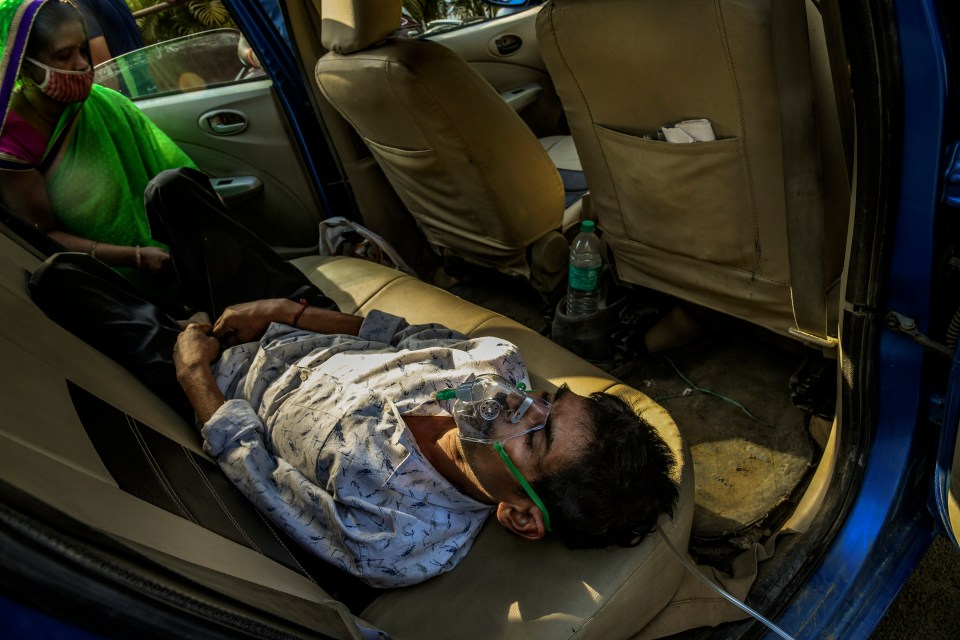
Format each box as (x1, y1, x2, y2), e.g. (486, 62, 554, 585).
(0, 169, 169, 272)
(0, 168, 57, 231)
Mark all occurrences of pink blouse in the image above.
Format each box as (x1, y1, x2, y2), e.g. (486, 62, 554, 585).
(0, 108, 46, 168)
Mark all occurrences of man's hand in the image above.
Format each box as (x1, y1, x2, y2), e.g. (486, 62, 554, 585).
(212, 299, 295, 347)
(174, 323, 226, 424)
(174, 323, 221, 373)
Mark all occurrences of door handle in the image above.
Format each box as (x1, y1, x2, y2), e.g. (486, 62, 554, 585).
(199, 110, 248, 136)
(494, 34, 522, 56)
(211, 175, 264, 206)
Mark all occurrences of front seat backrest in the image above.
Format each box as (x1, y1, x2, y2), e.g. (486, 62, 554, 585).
(536, 0, 849, 341)
(314, 0, 565, 283)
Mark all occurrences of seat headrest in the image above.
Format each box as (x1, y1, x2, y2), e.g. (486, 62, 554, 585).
(320, 0, 402, 54)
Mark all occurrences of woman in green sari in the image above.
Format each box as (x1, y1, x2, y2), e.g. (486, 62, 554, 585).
(0, 0, 195, 284)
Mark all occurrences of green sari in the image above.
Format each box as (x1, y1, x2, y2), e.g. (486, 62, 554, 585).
(45, 83, 197, 250)
(0, 0, 196, 276)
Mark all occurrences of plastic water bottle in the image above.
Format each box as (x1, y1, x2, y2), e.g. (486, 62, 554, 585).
(565, 220, 602, 316)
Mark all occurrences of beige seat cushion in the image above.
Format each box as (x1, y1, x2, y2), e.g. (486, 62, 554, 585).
(293, 255, 694, 639)
(540, 134, 582, 171)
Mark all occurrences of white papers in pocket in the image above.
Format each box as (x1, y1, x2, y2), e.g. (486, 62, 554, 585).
(660, 118, 716, 143)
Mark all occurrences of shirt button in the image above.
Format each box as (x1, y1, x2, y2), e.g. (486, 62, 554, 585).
(300, 371, 308, 381)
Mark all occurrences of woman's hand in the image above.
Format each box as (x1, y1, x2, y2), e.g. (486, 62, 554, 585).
(139, 246, 171, 274)
(213, 298, 296, 347)
(173, 323, 221, 373)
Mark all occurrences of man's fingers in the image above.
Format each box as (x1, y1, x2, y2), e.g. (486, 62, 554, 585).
(211, 320, 241, 348)
(186, 322, 214, 334)
(211, 316, 233, 337)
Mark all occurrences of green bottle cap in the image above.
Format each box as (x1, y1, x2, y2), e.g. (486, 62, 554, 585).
(581, 220, 596, 233)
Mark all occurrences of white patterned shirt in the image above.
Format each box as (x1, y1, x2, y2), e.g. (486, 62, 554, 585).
(201, 310, 530, 587)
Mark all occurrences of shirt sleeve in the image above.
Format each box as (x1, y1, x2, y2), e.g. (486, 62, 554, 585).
(359, 309, 469, 347)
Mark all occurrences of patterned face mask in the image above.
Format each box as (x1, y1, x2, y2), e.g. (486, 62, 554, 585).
(24, 57, 93, 103)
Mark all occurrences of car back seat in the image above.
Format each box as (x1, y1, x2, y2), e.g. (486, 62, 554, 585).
(0, 229, 692, 639)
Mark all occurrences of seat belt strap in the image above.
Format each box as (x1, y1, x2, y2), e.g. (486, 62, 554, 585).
(771, 0, 831, 346)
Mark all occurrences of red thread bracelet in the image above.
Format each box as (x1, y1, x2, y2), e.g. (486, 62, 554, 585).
(291, 298, 308, 327)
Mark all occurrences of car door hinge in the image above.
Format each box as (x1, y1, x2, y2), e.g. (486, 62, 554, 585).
(885, 311, 954, 358)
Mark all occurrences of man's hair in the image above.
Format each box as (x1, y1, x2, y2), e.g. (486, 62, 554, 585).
(531, 391, 679, 549)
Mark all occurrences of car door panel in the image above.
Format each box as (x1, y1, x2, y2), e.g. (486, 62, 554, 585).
(427, 7, 567, 136)
(95, 29, 324, 255)
(429, 8, 546, 91)
(136, 79, 322, 252)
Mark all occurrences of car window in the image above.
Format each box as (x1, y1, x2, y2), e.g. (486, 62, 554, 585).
(94, 28, 267, 101)
(396, 1, 539, 39)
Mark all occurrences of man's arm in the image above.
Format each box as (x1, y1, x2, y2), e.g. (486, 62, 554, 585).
(73, 1, 118, 79)
(212, 298, 363, 346)
(173, 324, 225, 423)
(88, 36, 112, 67)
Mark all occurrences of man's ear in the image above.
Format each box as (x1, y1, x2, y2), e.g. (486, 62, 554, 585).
(496, 500, 546, 541)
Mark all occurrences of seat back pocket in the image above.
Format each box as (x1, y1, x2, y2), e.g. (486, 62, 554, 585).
(594, 125, 757, 270)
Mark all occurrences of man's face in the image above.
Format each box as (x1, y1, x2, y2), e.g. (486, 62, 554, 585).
(459, 384, 592, 503)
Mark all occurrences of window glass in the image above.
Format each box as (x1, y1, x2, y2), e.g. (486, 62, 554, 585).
(395, 2, 539, 39)
(94, 28, 267, 101)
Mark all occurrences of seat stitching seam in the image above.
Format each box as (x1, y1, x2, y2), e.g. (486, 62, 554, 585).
(184, 448, 262, 553)
(715, 0, 762, 274)
(128, 417, 196, 523)
(251, 509, 317, 584)
(568, 541, 668, 638)
(547, 2, 622, 219)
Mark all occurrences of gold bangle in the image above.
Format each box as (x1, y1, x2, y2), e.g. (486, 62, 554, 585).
(135, 245, 142, 270)
(90, 241, 98, 258)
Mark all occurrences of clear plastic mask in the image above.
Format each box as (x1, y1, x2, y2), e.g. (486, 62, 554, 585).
(437, 374, 551, 444)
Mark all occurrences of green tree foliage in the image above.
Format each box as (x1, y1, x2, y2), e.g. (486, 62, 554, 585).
(447, 1, 492, 20)
(401, 0, 446, 26)
(125, 0, 494, 47)
(124, 0, 236, 46)
(402, 0, 493, 28)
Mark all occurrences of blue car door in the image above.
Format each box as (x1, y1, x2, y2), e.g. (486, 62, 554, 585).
(935, 148, 960, 550)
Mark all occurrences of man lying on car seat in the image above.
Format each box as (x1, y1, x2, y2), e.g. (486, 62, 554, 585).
(27, 168, 678, 589)
(173, 300, 680, 587)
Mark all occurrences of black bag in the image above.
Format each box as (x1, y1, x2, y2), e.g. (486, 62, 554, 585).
(26, 168, 340, 420)
(29, 252, 194, 420)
